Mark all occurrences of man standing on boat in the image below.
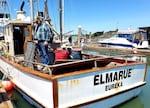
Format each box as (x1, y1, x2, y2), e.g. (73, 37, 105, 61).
(34, 16, 51, 65)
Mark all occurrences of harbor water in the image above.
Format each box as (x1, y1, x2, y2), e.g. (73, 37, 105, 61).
(8, 51, 150, 108)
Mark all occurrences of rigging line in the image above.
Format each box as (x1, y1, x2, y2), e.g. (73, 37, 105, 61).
(50, 0, 58, 32)
(6, 0, 11, 18)
(63, 0, 73, 34)
(7, 0, 11, 17)
(55, 0, 60, 32)
(36, 0, 39, 12)
(62, 1, 74, 35)
(0, 0, 11, 18)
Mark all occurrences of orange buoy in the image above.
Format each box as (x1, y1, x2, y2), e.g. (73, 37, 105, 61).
(2, 78, 13, 91)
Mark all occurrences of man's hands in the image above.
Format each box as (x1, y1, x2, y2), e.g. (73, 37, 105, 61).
(43, 41, 48, 46)
(34, 39, 48, 46)
(34, 40, 38, 44)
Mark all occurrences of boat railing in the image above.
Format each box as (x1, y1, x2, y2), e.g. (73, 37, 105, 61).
(49, 57, 112, 75)
(3, 53, 144, 76)
(3, 54, 114, 75)
(22, 57, 112, 75)
(23, 60, 53, 74)
(3, 54, 53, 75)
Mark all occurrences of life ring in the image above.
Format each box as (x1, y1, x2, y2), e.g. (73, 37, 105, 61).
(2, 78, 13, 91)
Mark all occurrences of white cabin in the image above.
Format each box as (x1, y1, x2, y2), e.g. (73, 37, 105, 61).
(4, 20, 32, 56)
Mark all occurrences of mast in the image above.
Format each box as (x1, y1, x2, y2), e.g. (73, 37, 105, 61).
(59, 0, 63, 42)
(29, 0, 39, 25)
(44, 0, 49, 20)
(44, 0, 55, 43)
(29, 0, 34, 25)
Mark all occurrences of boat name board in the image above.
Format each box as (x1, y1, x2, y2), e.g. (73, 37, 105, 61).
(94, 68, 132, 91)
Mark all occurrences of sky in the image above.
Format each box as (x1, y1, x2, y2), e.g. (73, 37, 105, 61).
(6, 0, 150, 34)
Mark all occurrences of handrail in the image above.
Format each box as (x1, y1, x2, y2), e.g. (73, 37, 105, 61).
(3, 53, 144, 76)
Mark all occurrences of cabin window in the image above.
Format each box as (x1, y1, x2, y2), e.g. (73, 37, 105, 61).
(24, 28, 30, 37)
(118, 34, 132, 42)
(142, 32, 147, 40)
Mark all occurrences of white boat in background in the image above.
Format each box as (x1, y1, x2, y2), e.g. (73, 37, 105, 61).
(98, 29, 149, 49)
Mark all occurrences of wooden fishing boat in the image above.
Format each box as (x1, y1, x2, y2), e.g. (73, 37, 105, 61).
(0, 20, 147, 108)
